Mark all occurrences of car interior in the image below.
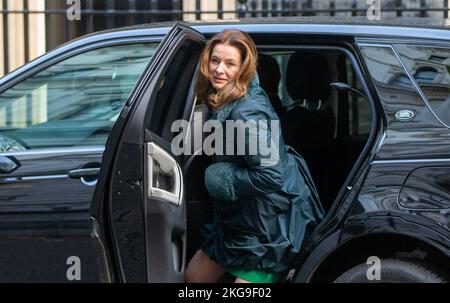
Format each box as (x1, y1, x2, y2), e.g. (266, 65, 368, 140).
(176, 44, 373, 275)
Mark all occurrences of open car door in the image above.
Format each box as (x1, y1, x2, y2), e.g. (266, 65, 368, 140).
(91, 23, 205, 282)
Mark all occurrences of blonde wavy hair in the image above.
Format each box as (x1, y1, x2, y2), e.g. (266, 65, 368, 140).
(196, 29, 258, 109)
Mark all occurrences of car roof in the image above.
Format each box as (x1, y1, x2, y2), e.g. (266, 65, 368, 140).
(17, 17, 450, 57)
(87, 16, 450, 43)
(192, 16, 450, 30)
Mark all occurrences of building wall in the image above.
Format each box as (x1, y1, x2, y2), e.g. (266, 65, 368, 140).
(183, 0, 237, 20)
(0, 0, 46, 77)
(0, 0, 448, 78)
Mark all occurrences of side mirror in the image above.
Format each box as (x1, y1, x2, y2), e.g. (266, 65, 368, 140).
(0, 155, 20, 174)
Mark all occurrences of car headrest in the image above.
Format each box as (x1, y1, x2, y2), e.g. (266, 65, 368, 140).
(285, 52, 331, 102)
(257, 53, 281, 94)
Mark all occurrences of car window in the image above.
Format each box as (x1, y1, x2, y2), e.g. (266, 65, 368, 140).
(343, 55, 371, 136)
(148, 39, 203, 141)
(0, 42, 158, 152)
(394, 45, 450, 126)
(259, 50, 370, 136)
(359, 45, 427, 126)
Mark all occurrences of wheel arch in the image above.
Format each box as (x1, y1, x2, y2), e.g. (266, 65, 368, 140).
(293, 218, 450, 283)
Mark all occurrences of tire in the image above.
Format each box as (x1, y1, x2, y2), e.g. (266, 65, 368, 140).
(334, 258, 448, 283)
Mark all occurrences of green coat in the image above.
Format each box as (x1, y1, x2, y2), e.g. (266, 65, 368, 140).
(201, 73, 324, 275)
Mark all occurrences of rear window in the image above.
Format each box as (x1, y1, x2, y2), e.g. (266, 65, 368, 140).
(394, 45, 450, 126)
(358, 45, 423, 124)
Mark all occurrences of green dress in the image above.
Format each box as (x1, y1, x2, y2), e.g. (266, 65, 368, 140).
(201, 73, 324, 282)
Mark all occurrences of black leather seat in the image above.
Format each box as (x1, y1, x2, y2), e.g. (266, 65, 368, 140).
(281, 51, 336, 208)
(257, 53, 285, 117)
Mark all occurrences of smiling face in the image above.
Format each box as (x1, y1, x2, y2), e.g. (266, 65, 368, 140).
(208, 43, 242, 90)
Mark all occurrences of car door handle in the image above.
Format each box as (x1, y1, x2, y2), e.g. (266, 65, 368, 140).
(0, 156, 20, 174)
(146, 142, 182, 206)
(68, 168, 100, 179)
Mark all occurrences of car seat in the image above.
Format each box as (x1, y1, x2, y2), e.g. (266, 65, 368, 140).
(257, 53, 285, 117)
(282, 51, 336, 208)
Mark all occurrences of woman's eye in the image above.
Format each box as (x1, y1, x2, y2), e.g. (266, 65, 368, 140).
(211, 58, 219, 64)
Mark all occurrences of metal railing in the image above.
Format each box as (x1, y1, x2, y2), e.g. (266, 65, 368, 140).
(236, 0, 449, 18)
(1, 0, 450, 75)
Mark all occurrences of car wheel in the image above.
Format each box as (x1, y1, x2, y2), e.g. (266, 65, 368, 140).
(334, 258, 448, 283)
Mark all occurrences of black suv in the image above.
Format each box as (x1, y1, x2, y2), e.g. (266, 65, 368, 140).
(0, 18, 448, 282)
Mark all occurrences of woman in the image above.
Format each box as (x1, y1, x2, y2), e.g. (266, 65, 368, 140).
(186, 29, 324, 283)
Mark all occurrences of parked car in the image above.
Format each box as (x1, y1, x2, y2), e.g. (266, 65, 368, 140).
(0, 17, 449, 283)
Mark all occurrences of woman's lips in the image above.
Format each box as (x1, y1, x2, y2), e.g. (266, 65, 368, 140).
(213, 77, 227, 83)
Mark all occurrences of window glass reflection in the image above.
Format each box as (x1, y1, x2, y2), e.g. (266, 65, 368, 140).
(359, 45, 424, 111)
(395, 45, 450, 126)
(0, 43, 158, 152)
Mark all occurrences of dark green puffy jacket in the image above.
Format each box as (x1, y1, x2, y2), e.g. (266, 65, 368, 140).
(201, 73, 324, 275)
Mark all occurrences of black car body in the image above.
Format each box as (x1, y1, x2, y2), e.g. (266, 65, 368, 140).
(0, 17, 449, 282)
